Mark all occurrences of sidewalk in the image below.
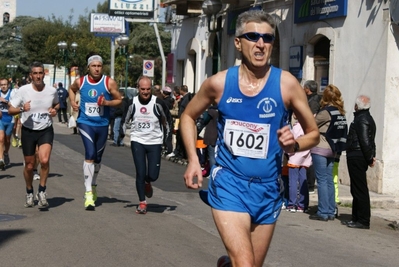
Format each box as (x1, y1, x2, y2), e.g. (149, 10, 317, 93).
(310, 183, 399, 223)
(118, 125, 399, 223)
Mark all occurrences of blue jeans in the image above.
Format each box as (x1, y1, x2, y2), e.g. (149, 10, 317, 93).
(311, 154, 335, 218)
(131, 141, 162, 202)
(288, 166, 309, 209)
(113, 117, 123, 145)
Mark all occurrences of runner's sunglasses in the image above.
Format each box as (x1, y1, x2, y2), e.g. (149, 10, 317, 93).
(237, 32, 275, 43)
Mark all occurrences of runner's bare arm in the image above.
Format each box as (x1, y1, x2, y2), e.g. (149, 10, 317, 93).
(279, 71, 319, 152)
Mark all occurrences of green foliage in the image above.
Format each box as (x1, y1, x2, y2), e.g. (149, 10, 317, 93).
(0, 0, 171, 86)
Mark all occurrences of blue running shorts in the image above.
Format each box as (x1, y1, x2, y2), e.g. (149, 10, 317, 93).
(208, 165, 283, 225)
(0, 121, 15, 136)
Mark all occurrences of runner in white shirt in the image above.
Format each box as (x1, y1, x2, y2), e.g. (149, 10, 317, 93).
(9, 61, 59, 209)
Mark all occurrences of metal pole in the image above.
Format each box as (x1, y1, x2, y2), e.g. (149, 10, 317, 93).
(153, 23, 166, 89)
(124, 50, 128, 95)
(110, 37, 115, 79)
(63, 52, 67, 87)
(53, 60, 57, 85)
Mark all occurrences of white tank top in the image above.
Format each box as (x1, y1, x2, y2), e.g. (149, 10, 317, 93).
(130, 95, 163, 145)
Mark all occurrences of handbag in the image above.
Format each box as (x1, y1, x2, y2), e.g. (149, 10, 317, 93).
(68, 116, 76, 129)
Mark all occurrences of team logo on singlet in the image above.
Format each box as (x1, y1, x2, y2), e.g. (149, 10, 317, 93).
(88, 89, 98, 98)
(140, 106, 149, 114)
(257, 97, 277, 118)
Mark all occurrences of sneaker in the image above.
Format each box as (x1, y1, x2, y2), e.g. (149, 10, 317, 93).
(84, 192, 95, 210)
(136, 201, 147, 214)
(296, 207, 305, 213)
(36, 191, 49, 207)
(11, 136, 18, 147)
(145, 182, 153, 198)
(281, 202, 286, 210)
(286, 205, 296, 212)
(335, 206, 339, 218)
(24, 193, 35, 208)
(166, 152, 175, 159)
(18, 139, 22, 148)
(4, 153, 10, 166)
(92, 185, 97, 202)
(33, 172, 40, 181)
(0, 159, 5, 170)
(217, 255, 232, 267)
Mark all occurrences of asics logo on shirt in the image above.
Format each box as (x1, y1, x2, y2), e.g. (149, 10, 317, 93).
(226, 97, 242, 103)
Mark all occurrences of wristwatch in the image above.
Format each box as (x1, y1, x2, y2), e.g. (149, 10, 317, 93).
(19, 106, 24, 113)
(293, 141, 300, 152)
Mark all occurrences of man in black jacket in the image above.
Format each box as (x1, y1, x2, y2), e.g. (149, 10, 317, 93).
(344, 95, 376, 229)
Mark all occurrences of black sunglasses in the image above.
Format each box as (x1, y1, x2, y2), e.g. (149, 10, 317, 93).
(238, 32, 275, 43)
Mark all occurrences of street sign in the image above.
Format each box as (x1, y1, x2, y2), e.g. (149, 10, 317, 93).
(142, 60, 154, 77)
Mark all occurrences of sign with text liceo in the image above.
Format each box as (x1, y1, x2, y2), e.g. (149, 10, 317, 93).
(109, 0, 154, 19)
(90, 13, 125, 33)
(294, 0, 348, 24)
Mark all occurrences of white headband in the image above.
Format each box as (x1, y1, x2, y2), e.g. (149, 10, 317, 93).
(87, 55, 103, 66)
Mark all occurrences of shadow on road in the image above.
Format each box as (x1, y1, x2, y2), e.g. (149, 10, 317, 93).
(96, 196, 131, 207)
(124, 203, 177, 213)
(0, 229, 30, 247)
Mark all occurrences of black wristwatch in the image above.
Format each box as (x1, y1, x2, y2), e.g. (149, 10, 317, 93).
(293, 141, 300, 152)
(19, 106, 24, 113)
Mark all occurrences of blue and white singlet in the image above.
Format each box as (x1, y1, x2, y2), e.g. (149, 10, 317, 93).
(77, 75, 111, 127)
(215, 66, 289, 180)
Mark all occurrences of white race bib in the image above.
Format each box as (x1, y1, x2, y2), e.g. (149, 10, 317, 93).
(84, 102, 103, 117)
(134, 118, 154, 132)
(31, 112, 51, 124)
(223, 119, 270, 159)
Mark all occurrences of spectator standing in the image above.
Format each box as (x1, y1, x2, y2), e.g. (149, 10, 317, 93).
(57, 82, 69, 123)
(287, 113, 312, 213)
(69, 52, 122, 210)
(170, 85, 192, 160)
(69, 90, 80, 134)
(303, 80, 320, 194)
(8, 61, 60, 208)
(343, 95, 376, 229)
(123, 76, 169, 214)
(161, 86, 175, 155)
(111, 91, 126, 147)
(203, 104, 218, 168)
(309, 84, 347, 222)
(180, 10, 319, 266)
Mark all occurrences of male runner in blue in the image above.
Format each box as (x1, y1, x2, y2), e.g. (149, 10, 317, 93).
(181, 10, 319, 267)
(69, 52, 122, 210)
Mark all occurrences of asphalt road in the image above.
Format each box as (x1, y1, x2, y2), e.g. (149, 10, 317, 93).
(0, 123, 398, 267)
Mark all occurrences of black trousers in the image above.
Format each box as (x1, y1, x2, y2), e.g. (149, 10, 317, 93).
(307, 164, 316, 191)
(346, 156, 370, 226)
(57, 108, 68, 123)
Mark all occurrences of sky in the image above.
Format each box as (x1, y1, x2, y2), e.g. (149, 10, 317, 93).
(16, 0, 104, 24)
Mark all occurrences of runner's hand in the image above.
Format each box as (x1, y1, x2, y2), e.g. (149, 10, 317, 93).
(184, 161, 203, 189)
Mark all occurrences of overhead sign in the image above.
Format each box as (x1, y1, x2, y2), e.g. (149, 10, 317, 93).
(294, 0, 348, 24)
(143, 60, 154, 77)
(90, 13, 125, 34)
(109, 0, 155, 19)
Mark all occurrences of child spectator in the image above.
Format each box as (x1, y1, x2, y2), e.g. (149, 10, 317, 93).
(287, 113, 312, 212)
